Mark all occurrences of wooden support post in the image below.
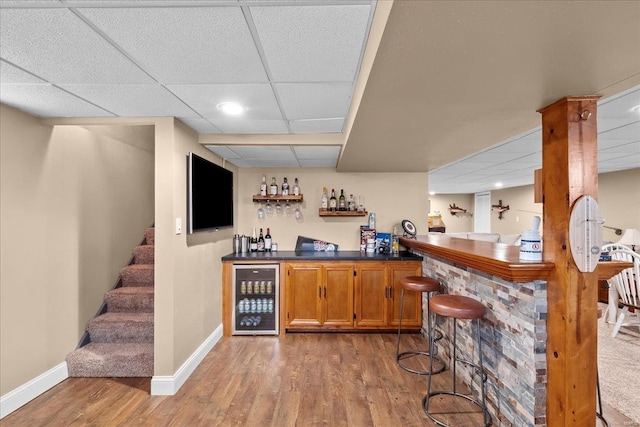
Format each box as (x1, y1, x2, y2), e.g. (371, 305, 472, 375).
(538, 96, 600, 426)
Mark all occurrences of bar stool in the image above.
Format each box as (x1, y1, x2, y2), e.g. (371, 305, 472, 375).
(423, 294, 490, 427)
(396, 275, 445, 375)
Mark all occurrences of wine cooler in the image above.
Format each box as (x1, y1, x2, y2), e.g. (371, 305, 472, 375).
(232, 264, 279, 335)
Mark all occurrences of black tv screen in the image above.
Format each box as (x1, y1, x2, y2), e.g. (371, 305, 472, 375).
(188, 152, 233, 233)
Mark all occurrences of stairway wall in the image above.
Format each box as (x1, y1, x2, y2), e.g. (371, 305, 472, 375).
(0, 105, 154, 395)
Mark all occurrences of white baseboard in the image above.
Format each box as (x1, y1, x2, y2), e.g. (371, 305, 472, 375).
(0, 362, 69, 419)
(150, 324, 223, 396)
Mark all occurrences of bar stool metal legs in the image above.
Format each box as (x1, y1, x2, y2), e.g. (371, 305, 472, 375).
(395, 277, 445, 376)
(423, 295, 490, 427)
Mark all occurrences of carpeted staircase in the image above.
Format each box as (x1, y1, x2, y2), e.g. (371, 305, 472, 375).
(66, 227, 154, 377)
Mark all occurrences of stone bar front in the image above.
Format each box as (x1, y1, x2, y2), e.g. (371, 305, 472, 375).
(401, 234, 554, 426)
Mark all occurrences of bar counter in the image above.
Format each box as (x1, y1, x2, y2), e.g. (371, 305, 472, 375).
(400, 234, 555, 282)
(401, 234, 549, 426)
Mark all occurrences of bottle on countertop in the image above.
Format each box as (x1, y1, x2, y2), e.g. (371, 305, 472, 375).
(329, 189, 338, 211)
(281, 177, 289, 196)
(250, 227, 258, 252)
(338, 189, 347, 211)
(321, 187, 329, 211)
(269, 177, 278, 196)
(392, 226, 400, 254)
(348, 194, 356, 211)
(265, 227, 272, 252)
(257, 228, 265, 252)
(368, 212, 376, 230)
(260, 175, 267, 196)
(293, 178, 300, 196)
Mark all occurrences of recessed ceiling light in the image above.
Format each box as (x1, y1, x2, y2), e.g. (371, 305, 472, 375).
(495, 182, 503, 188)
(217, 102, 245, 116)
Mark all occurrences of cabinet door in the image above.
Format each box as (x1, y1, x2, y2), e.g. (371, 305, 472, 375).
(322, 264, 354, 327)
(388, 262, 423, 328)
(285, 263, 322, 328)
(354, 263, 388, 328)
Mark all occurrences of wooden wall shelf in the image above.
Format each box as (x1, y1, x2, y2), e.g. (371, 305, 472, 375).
(318, 210, 367, 217)
(253, 194, 303, 202)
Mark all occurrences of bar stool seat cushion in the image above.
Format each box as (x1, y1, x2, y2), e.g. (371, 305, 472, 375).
(429, 294, 485, 319)
(400, 275, 440, 293)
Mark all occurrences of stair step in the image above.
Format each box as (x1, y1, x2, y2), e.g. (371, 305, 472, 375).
(88, 312, 153, 343)
(105, 287, 154, 313)
(120, 264, 154, 287)
(133, 245, 154, 265)
(145, 227, 155, 246)
(66, 343, 153, 377)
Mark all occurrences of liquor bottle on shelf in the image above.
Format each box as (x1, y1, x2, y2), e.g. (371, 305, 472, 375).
(281, 177, 289, 195)
(338, 189, 347, 211)
(293, 178, 300, 196)
(265, 228, 272, 251)
(269, 177, 278, 196)
(329, 189, 337, 211)
(348, 194, 356, 211)
(250, 227, 258, 252)
(260, 175, 267, 196)
(257, 228, 265, 252)
(321, 187, 329, 211)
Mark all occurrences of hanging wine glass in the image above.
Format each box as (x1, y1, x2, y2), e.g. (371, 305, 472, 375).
(257, 204, 265, 220)
(285, 199, 293, 216)
(275, 199, 282, 215)
(265, 199, 273, 216)
(294, 201, 303, 222)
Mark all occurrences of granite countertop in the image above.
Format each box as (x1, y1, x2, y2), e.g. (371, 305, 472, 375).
(222, 250, 422, 262)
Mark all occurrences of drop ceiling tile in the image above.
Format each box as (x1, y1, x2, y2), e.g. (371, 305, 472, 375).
(205, 146, 241, 159)
(246, 157, 300, 167)
(179, 118, 222, 134)
(78, 6, 267, 84)
(211, 119, 288, 134)
(0, 60, 46, 84)
(250, 4, 372, 82)
(299, 158, 338, 168)
(276, 83, 354, 120)
(0, 84, 113, 117)
(230, 145, 294, 159)
(168, 84, 282, 120)
(293, 145, 341, 160)
(59, 84, 196, 116)
(0, 9, 154, 84)
(289, 118, 345, 133)
(223, 158, 254, 168)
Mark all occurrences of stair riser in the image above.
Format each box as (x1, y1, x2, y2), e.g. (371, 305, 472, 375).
(145, 228, 155, 246)
(88, 322, 154, 343)
(120, 266, 154, 287)
(66, 344, 153, 377)
(133, 246, 154, 264)
(105, 295, 154, 313)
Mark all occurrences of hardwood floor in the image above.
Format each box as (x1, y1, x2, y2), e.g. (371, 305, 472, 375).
(2, 333, 635, 426)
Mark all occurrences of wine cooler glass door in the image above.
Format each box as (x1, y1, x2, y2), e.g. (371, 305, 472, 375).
(232, 264, 279, 335)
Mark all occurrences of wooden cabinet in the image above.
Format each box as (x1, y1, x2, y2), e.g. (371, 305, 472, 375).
(285, 262, 354, 329)
(286, 260, 422, 331)
(354, 261, 422, 330)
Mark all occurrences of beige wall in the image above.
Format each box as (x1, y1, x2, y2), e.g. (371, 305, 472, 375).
(237, 169, 429, 250)
(428, 193, 474, 233)
(427, 168, 639, 239)
(154, 119, 235, 375)
(0, 104, 154, 395)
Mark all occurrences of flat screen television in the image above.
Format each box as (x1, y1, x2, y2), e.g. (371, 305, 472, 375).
(187, 152, 233, 233)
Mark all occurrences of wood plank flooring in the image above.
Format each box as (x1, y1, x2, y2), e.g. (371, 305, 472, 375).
(2, 333, 634, 426)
